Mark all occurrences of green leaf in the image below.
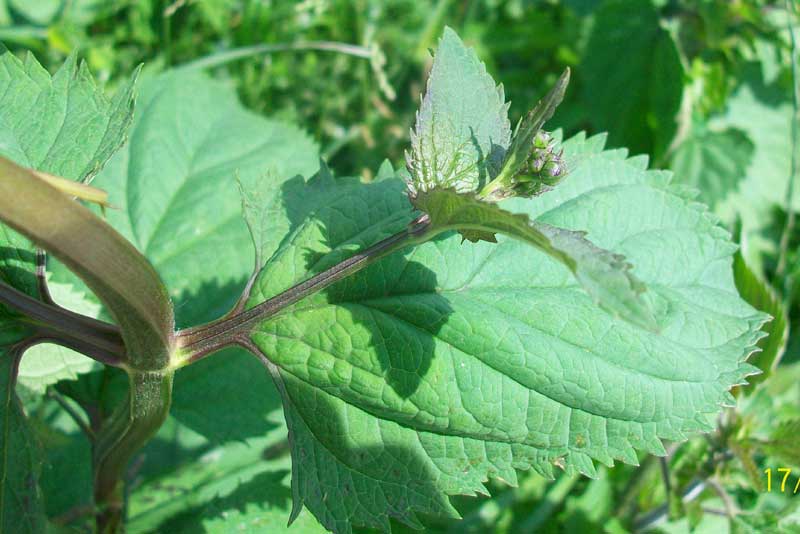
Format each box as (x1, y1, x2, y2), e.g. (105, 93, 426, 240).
(0, 46, 138, 182)
(1, 345, 47, 533)
(413, 188, 656, 330)
(733, 252, 788, 387)
(46, 68, 320, 440)
(0, 45, 137, 299)
(406, 27, 511, 195)
(670, 121, 754, 207)
(579, 0, 684, 159)
(248, 132, 765, 533)
(61, 68, 320, 328)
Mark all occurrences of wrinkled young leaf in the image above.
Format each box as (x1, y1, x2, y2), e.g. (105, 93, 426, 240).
(246, 133, 764, 533)
(406, 27, 510, 195)
(402, 26, 649, 328)
(487, 68, 570, 197)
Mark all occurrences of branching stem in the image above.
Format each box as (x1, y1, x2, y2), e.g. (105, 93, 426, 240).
(176, 217, 433, 362)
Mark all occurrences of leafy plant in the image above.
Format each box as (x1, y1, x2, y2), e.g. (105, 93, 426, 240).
(0, 24, 784, 534)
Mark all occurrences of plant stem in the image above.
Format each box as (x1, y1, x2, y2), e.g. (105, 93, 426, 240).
(0, 157, 174, 368)
(0, 281, 125, 365)
(46, 387, 95, 440)
(176, 218, 432, 362)
(93, 370, 173, 533)
(183, 41, 374, 71)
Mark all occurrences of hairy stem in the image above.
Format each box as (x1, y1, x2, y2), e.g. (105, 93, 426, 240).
(176, 218, 433, 362)
(93, 370, 173, 533)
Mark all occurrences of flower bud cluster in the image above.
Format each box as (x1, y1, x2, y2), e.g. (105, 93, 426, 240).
(512, 131, 566, 197)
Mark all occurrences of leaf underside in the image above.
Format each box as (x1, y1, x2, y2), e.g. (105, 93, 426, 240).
(246, 132, 766, 533)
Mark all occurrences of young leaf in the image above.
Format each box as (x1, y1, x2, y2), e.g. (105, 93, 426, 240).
(412, 188, 656, 329)
(482, 69, 570, 200)
(246, 133, 765, 533)
(406, 27, 511, 196)
(403, 29, 649, 328)
(0, 45, 138, 182)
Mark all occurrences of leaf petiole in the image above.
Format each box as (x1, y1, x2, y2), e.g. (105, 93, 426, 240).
(0, 281, 125, 366)
(175, 216, 433, 364)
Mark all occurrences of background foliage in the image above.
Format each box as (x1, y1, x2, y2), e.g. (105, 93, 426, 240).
(1, 0, 799, 532)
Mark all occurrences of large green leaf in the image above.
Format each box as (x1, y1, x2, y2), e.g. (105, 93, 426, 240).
(50, 67, 321, 443)
(406, 27, 510, 195)
(247, 132, 765, 533)
(579, 0, 684, 159)
(73, 68, 320, 327)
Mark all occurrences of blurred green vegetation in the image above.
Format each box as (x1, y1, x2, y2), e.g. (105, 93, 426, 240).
(3, 0, 800, 532)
